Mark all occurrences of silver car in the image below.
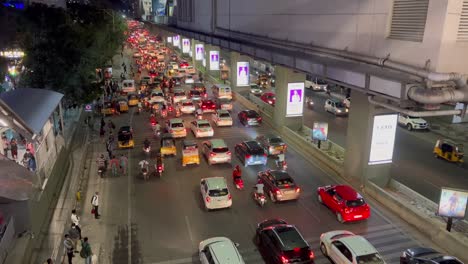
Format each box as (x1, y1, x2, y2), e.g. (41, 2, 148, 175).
(258, 170, 301, 202)
(202, 139, 232, 165)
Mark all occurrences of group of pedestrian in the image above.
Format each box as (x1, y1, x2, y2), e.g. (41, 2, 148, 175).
(62, 205, 96, 264)
(2, 134, 18, 160)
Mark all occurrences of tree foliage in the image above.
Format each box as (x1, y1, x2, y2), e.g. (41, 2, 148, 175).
(16, 3, 126, 103)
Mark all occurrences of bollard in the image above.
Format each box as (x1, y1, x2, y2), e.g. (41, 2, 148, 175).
(76, 190, 81, 202)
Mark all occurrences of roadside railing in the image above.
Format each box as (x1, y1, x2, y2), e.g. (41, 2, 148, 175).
(0, 217, 15, 263)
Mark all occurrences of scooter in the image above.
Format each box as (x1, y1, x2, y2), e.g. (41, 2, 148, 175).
(98, 166, 106, 178)
(153, 126, 161, 138)
(143, 145, 151, 156)
(155, 163, 164, 178)
(161, 109, 168, 119)
(137, 106, 142, 114)
(253, 191, 267, 207)
(234, 177, 244, 190)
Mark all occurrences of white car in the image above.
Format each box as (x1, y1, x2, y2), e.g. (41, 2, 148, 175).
(200, 177, 232, 210)
(149, 90, 165, 103)
(202, 139, 232, 165)
(398, 114, 429, 131)
(324, 99, 348, 116)
(178, 69, 186, 75)
(132, 52, 142, 58)
(191, 119, 214, 138)
(305, 77, 328, 91)
(180, 99, 196, 114)
(212, 110, 233, 127)
(157, 53, 165, 61)
(167, 118, 187, 138)
(173, 89, 187, 104)
(199, 237, 244, 264)
(186, 66, 196, 75)
(320, 230, 386, 264)
(185, 75, 195, 84)
(169, 62, 179, 70)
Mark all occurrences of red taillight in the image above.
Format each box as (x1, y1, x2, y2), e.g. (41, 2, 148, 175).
(295, 187, 301, 193)
(228, 194, 232, 200)
(209, 152, 215, 157)
(245, 154, 252, 159)
(309, 251, 314, 259)
(263, 153, 267, 157)
(205, 196, 211, 203)
(202, 105, 206, 108)
(197, 129, 201, 133)
(281, 256, 289, 264)
(257, 117, 262, 121)
(226, 151, 231, 155)
(276, 189, 281, 195)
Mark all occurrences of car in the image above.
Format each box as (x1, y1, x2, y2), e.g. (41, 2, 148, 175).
(255, 219, 314, 264)
(133, 52, 142, 58)
(178, 69, 187, 76)
(320, 230, 385, 264)
(250, 84, 262, 95)
(192, 83, 207, 97)
(172, 89, 187, 104)
(202, 139, 232, 165)
(258, 170, 301, 202)
(200, 177, 232, 210)
(157, 52, 165, 61)
(215, 98, 233, 111)
(185, 75, 195, 84)
(256, 134, 287, 156)
(200, 99, 216, 113)
(234, 141, 267, 167)
(400, 247, 463, 264)
(324, 99, 348, 116)
(180, 99, 196, 114)
(149, 89, 166, 103)
(179, 60, 189, 68)
(141, 76, 152, 85)
(169, 61, 179, 70)
(305, 77, 328, 91)
(238, 110, 262, 126)
(260, 92, 276, 106)
(189, 90, 203, 101)
(191, 119, 214, 138)
(199, 237, 245, 264)
(186, 66, 196, 75)
(170, 54, 178, 61)
(167, 118, 187, 138)
(317, 185, 371, 223)
(212, 110, 233, 127)
(398, 114, 429, 131)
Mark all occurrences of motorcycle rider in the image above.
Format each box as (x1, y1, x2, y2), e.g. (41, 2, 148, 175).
(138, 159, 150, 180)
(143, 138, 151, 150)
(153, 122, 161, 137)
(154, 153, 164, 175)
(276, 152, 286, 169)
(96, 154, 107, 174)
(232, 165, 242, 181)
(195, 108, 203, 119)
(254, 179, 265, 197)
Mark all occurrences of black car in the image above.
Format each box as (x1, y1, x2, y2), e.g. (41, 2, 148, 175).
(400, 247, 463, 264)
(238, 110, 262, 126)
(234, 141, 267, 167)
(255, 219, 314, 264)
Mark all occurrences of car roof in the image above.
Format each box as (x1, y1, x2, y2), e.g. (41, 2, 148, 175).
(273, 225, 308, 250)
(204, 177, 228, 189)
(334, 185, 361, 200)
(173, 88, 184, 92)
(241, 110, 258, 114)
(263, 92, 275, 96)
(339, 235, 378, 256)
(169, 118, 183, 124)
(196, 119, 210, 125)
(327, 98, 342, 103)
(182, 140, 197, 147)
(119, 126, 131, 132)
(269, 170, 292, 180)
(200, 237, 244, 264)
(244, 141, 261, 149)
(217, 109, 230, 115)
(209, 139, 227, 148)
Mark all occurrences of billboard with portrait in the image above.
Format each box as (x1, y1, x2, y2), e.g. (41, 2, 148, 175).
(236, 62, 249, 86)
(368, 114, 397, 165)
(438, 187, 468, 218)
(167, 36, 172, 43)
(173, 35, 180, 48)
(286, 82, 304, 117)
(209, 50, 220, 70)
(195, 44, 204, 61)
(182, 38, 190, 54)
(312, 122, 328, 141)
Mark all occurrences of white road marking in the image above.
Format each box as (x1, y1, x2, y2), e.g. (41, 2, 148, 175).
(184, 215, 194, 244)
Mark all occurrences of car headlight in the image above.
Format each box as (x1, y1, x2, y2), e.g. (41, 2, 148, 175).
(345, 109, 349, 112)
(336, 109, 341, 113)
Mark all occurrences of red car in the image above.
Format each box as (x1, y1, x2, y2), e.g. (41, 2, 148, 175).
(179, 60, 189, 68)
(317, 185, 370, 223)
(260, 92, 276, 106)
(200, 99, 216, 113)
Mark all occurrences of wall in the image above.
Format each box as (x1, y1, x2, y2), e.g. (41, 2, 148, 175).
(177, 0, 214, 33)
(36, 119, 58, 180)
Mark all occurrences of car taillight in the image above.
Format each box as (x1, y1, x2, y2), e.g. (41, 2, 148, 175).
(309, 251, 314, 259)
(245, 154, 252, 159)
(281, 256, 289, 264)
(226, 151, 231, 155)
(276, 189, 281, 195)
(205, 196, 211, 203)
(257, 117, 262, 121)
(295, 187, 301, 193)
(263, 153, 267, 157)
(228, 194, 232, 200)
(202, 105, 206, 108)
(209, 152, 215, 157)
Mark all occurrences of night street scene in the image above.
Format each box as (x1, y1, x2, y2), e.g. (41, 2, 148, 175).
(0, 0, 468, 263)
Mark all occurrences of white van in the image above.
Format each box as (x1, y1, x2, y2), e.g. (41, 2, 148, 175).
(212, 84, 232, 100)
(121, 80, 136, 93)
(305, 76, 328, 91)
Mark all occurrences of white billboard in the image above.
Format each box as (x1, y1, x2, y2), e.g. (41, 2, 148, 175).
(438, 187, 468, 219)
(173, 35, 180, 48)
(368, 114, 398, 165)
(182, 38, 190, 54)
(195, 44, 204, 61)
(286, 82, 305, 117)
(167, 36, 172, 43)
(236, 61, 249, 86)
(209, 51, 220, 70)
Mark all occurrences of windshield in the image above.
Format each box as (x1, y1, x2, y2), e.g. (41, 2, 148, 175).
(190, 91, 201, 96)
(118, 133, 132, 141)
(213, 147, 229, 153)
(182, 102, 193, 106)
(152, 93, 163, 97)
(171, 123, 184, 128)
(265, 94, 275, 99)
(219, 113, 231, 118)
(356, 253, 385, 264)
(317, 79, 327, 85)
(346, 198, 366, 207)
(335, 102, 346, 108)
(208, 188, 229, 197)
(162, 139, 174, 147)
(269, 137, 283, 144)
(246, 111, 259, 118)
(198, 123, 211, 128)
(175, 92, 185, 96)
(276, 178, 294, 188)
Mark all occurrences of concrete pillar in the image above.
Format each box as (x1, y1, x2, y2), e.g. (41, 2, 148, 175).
(205, 45, 220, 80)
(272, 66, 305, 130)
(229, 51, 250, 90)
(344, 92, 396, 187)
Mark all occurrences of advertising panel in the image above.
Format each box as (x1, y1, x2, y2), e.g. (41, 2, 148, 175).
(155, 0, 167, 16)
(103, 67, 112, 79)
(312, 122, 328, 141)
(368, 114, 398, 165)
(167, 36, 172, 43)
(438, 188, 468, 218)
(236, 61, 249, 86)
(195, 44, 204, 61)
(173, 35, 180, 48)
(286, 82, 304, 117)
(182, 38, 190, 54)
(209, 50, 220, 71)
(202, 56, 206, 67)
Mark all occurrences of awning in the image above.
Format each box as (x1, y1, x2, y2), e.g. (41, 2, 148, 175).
(0, 158, 35, 202)
(0, 88, 64, 135)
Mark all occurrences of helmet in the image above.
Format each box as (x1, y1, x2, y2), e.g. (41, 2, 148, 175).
(100, 154, 104, 158)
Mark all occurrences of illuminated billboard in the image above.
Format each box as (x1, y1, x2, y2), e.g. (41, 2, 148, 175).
(167, 36, 172, 43)
(209, 51, 220, 70)
(173, 35, 180, 48)
(182, 39, 190, 53)
(438, 187, 468, 219)
(368, 114, 397, 165)
(195, 44, 204, 61)
(286, 82, 304, 117)
(312, 122, 328, 141)
(236, 62, 249, 86)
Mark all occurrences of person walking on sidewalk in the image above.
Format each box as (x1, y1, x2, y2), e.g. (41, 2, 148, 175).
(71, 209, 81, 238)
(63, 234, 74, 264)
(100, 117, 105, 128)
(10, 138, 18, 160)
(109, 155, 119, 177)
(80, 237, 93, 264)
(119, 154, 128, 175)
(91, 192, 100, 219)
(68, 223, 80, 252)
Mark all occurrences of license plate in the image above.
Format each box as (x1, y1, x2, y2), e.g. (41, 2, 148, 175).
(275, 146, 283, 151)
(285, 190, 294, 194)
(354, 215, 362, 218)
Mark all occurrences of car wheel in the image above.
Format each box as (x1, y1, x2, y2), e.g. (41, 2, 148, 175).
(320, 243, 328, 256)
(407, 124, 413, 131)
(269, 191, 276, 203)
(336, 212, 344, 223)
(317, 194, 323, 204)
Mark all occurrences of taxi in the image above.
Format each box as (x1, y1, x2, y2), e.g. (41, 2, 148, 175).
(117, 97, 129, 112)
(118, 126, 134, 149)
(101, 101, 115, 116)
(160, 134, 176, 157)
(128, 93, 139, 106)
(182, 140, 200, 167)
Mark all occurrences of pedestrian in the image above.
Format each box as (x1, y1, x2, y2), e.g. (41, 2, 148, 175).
(91, 192, 100, 219)
(100, 126, 105, 142)
(107, 120, 116, 131)
(63, 234, 74, 264)
(70, 209, 81, 238)
(10, 138, 18, 160)
(80, 237, 92, 264)
(100, 117, 105, 128)
(46, 258, 53, 264)
(68, 223, 80, 252)
(124, 65, 127, 74)
(2, 134, 9, 157)
(119, 154, 128, 175)
(28, 155, 37, 172)
(109, 155, 119, 177)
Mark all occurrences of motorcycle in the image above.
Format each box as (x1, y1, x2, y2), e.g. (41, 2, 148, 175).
(155, 163, 164, 177)
(97, 165, 106, 178)
(253, 191, 267, 207)
(143, 145, 151, 156)
(175, 108, 181, 117)
(137, 106, 142, 114)
(150, 117, 157, 127)
(234, 176, 244, 190)
(153, 126, 161, 138)
(276, 160, 288, 170)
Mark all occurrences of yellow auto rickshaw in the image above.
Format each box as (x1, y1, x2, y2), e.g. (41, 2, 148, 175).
(182, 140, 200, 166)
(118, 126, 135, 149)
(117, 97, 129, 112)
(101, 101, 115, 116)
(160, 134, 176, 157)
(434, 139, 464, 164)
(128, 93, 139, 106)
